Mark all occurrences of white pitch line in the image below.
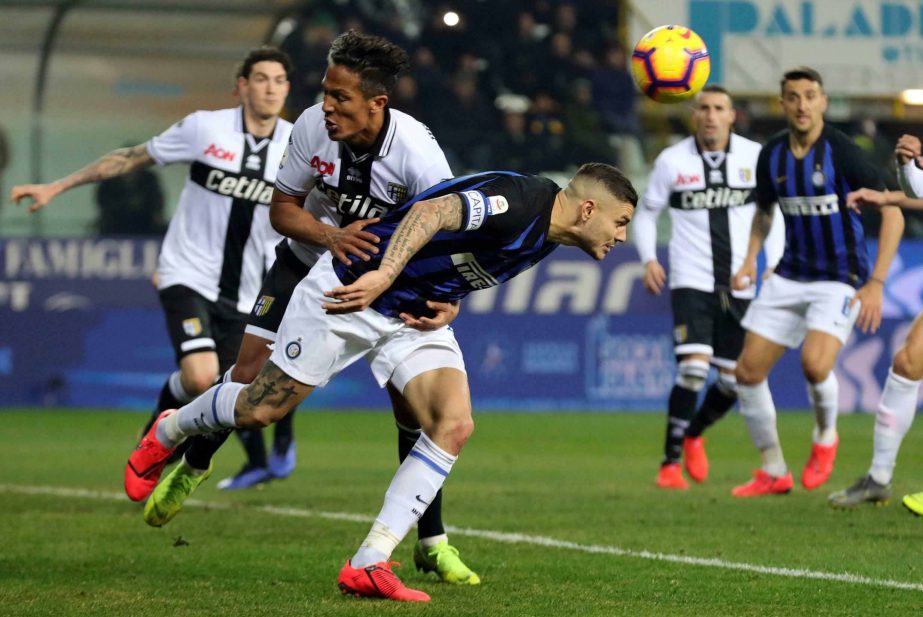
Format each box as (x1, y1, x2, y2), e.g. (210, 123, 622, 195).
(3, 483, 922, 593)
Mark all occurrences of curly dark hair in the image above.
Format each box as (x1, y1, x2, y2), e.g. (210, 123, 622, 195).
(327, 30, 410, 97)
(236, 46, 294, 81)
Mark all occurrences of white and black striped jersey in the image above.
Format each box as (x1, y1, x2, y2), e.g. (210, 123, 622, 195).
(633, 133, 784, 299)
(275, 103, 452, 267)
(148, 107, 291, 313)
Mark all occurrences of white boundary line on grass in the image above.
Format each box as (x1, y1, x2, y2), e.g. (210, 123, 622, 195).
(4, 483, 922, 593)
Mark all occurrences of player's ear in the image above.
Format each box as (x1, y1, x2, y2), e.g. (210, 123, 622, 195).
(581, 199, 596, 222)
(368, 94, 389, 114)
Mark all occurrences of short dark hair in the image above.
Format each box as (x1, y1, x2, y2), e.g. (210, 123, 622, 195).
(576, 162, 638, 207)
(698, 84, 733, 104)
(236, 46, 294, 80)
(327, 30, 410, 97)
(780, 66, 824, 93)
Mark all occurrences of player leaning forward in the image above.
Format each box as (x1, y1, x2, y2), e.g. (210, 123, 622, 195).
(730, 67, 904, 496)
(128, 163, 638, 602)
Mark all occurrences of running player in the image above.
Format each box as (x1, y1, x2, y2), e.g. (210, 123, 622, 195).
(128, 163, 638, 602)
(829, 133, 923, 513)
(11, 45, 294, 458)
(138, 31, 479, 585)
(730, 67, 904, 496)
(634, 85, 783, 489)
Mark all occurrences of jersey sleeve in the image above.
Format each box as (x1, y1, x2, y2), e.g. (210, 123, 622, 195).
(898, 160, 923, 198)
(840, 138, 887, 192)
(408, 127, 453, 195)
(763, 204, 785, 269)
(634, 153, 671, 263)
(274, 110, 321, 196)
(642, 152, 672, 211)
(455, 175, 547, 242)
(146, 112, 199, 166)
(753, 145, 776, 208)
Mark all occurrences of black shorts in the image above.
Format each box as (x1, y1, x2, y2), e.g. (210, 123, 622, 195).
(158, 285, 248, 372)
(670, 288, 750, 367)
(244, 241, 312, 340)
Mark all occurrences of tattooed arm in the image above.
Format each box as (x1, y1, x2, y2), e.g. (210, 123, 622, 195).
(732, 201, 776, 291)
(322, 193, 464, 313)
(10, 144, 155, 213)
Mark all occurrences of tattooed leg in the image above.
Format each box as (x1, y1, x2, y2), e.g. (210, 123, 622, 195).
(237, 361, 313, 428)
(160, 361, 312, 447)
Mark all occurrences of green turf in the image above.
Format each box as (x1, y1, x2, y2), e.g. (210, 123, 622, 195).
(1, 408, 923, 616)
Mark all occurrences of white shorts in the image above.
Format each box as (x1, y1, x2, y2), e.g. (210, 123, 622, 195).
(740, 274, 860, 348)
(270, 253, 466, 391)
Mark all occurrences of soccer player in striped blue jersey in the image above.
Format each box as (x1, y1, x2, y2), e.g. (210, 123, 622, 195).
(128, 163, 637, 601)
(829, 133, 923, 512)
(729, 67, 905, 497)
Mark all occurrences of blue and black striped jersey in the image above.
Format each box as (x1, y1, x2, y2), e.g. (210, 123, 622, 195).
(754, 125, 884, 288)
(332, 171, 561, 318)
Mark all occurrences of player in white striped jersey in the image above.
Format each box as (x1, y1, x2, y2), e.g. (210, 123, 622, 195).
(141, 31, 479, 586)
(633, 86, 784, 489)
(10, 45, 294, 452)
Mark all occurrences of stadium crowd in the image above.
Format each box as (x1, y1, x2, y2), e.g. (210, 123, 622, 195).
(277, 0, 634, 175)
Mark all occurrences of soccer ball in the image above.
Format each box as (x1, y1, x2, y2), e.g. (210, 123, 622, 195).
(630, 25, 710, 103)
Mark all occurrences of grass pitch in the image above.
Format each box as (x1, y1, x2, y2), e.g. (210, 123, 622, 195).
(2, 408, 923, 616)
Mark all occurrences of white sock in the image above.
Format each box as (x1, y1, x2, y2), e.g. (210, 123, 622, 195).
(351, 433, 456, 568)
(156, 382, 245, 448)
(869, 369, 920, 485)
(738, 380, 787, 476)
(419, 534, 448, 549)
(168, 370, 194, 404)
(807, 372, 839, 445)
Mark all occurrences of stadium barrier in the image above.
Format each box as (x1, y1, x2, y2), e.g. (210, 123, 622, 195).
(1, 236, 920, 412)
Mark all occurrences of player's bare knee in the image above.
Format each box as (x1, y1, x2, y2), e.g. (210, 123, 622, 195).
(735, 362, 761, 386)
(801, 357, 833, 385)
(892, 346, 923, 381)
(441, 415, 474, 452)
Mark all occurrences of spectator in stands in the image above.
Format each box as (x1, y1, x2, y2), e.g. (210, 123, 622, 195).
(491, 95, 535, 172)
(563, 79, 615, 166)
(432, 75, 496, 172)
(590, 44, 641, 139)
(528, 90, 568, 170)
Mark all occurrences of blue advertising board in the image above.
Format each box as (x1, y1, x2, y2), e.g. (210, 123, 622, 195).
(1, 236, 921, 412)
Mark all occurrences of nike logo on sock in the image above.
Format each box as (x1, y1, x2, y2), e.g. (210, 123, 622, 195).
(415, 494, 430, 506)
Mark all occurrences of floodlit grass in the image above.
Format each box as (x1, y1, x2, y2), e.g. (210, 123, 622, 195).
(2, 408, 923, 616)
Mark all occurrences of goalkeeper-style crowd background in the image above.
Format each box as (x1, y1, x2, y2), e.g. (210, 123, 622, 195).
(2, 0, 923, 413)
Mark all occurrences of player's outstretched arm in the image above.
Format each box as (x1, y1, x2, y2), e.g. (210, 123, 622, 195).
(732, 202, 774, 290)
(323, 193, 463, 314)
(269, 190, 380, 265)
(10, 144, 153, 212)
(853, 204, 904, 334)
(848, 188, 923, 211)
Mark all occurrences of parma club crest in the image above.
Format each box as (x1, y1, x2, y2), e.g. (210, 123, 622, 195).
(253, 295, 275, 317)
(182, 318, 202, 337)
(387, 182, 409, 202)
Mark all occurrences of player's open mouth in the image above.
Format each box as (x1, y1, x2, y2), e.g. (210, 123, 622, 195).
(325, 119, 337, 131)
